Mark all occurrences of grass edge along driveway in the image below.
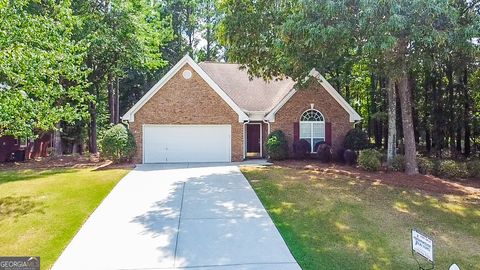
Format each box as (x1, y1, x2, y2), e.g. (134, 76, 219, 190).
(241, 166, 480, 270)
(0, 167, 130, 270)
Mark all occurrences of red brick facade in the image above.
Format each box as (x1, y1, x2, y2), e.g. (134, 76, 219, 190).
(270, 80, 353, 155)
(129, 64, 244, 163)
(129, 63, 354, 163)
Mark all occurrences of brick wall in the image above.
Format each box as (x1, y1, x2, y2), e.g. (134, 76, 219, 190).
(270, 80, 353, 155)
(129, 64, 244, 163)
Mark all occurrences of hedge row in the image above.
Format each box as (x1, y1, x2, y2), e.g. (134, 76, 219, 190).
(357, 150, 480, 180)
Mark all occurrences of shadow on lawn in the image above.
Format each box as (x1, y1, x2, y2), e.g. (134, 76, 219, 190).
(0, 168, 76, 185)
(0, 195, 45, 221)
(246, 166, 480, 270)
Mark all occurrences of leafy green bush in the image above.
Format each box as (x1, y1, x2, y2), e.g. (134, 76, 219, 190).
(466, 160, 480, 178)
(417, 156, 434, 175)
(266, 130, 288, 160)
(292, 139, 310, 159)
(435, 160, 469, 179)
(99, 124, 136, 163)
(390, 155, 405, 172)
(358, 149, 382, 171)
(317, 144, 332, 163)
(344, 129, 369, 151)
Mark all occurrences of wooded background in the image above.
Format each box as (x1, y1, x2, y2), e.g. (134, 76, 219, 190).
(0, 0, 479, 174)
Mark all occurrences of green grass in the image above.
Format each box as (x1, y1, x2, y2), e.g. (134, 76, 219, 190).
(0, 167, 130, 270)
(242, 166, 480, 270)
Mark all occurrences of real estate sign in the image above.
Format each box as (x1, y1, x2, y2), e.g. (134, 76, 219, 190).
(411, 229, 434, 262)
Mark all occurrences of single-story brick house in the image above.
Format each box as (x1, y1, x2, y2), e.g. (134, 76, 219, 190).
(122, 55, 361, 163)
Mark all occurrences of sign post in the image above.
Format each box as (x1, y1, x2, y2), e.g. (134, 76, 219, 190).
(411, 229, 434, 270)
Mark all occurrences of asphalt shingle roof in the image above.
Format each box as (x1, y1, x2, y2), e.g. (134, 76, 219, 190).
(199, 62, 295, 112)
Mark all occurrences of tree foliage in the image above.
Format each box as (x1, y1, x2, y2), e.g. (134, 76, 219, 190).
(0, 0, 90, 138)
(218, 0, 480, 172)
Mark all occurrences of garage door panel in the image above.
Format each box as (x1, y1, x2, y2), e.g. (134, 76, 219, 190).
(143, 125, 231, 163)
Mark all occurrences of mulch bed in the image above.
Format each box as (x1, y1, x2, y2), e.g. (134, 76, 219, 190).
(0, 155, 135, 171)
(274, 160, 480, 197)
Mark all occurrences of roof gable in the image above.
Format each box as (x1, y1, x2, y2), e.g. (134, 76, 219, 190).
(121, 55, 249, 122)
(265, 69, 362, 122)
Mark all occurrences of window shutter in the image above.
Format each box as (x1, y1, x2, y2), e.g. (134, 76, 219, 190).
(293, 122, 299, 142)
(325, 122, 332, 145)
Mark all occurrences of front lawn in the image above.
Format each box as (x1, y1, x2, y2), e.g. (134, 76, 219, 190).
(0, 167, 130, 270)
(242, 166, 480, 270)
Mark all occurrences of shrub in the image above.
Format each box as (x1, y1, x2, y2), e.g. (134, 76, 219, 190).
(466, 159, 480, 178)
(417, 156, 434, 175)
(317, 144, 332, 163)
(292, 139, 311, 159)
(358, 149, 382, 172)
(344, 129, 369, 151)
(390, 155, 405, 172)
(266, 130, 288, 160)
(335, 147, 346, 163)
(99, 124, 136, 163)
(435, 160, 469, 179)
(343, 149, 357, 165)
(314, 141, 326, 153)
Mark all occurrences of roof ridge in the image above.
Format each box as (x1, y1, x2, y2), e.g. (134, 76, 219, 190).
(199, 61, 242, 65)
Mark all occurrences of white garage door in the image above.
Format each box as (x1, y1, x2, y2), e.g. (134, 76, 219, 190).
(143, 125, 231, 163)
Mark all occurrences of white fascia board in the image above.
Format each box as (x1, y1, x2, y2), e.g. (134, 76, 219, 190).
(122, 54, 249, 122)
(308, 69, 362, 122)
(264, 88, 297, 122)
(264, 70, 361, 123)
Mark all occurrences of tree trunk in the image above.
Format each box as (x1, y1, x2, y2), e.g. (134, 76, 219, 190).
(115, 76, 120, 124)
(456, 128, 462, 153)
(432, 70, 444, 157)
(108, 74, 114, 124)
(463, 69, 471, 156)
(206, 26, 211, 61)
(446, 64, 456, 152)
(424, 70, 431, 154)
(53, 122, 62, 156)
(398, 72, 418, 175)
(88, 100, 98, 154)
(387, 78, 396, 169)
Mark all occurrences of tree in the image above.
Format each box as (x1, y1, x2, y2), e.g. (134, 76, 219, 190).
(197, 0, 224, 61)
(159, 0, 200, 63)
(219, 0, 480, 173)
(72, 0, 172, 153)
(0, 0, 89, 139)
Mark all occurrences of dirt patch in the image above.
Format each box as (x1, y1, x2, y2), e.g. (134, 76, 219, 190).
(274, 160, 480, 196)
(0, 155, 135, 171)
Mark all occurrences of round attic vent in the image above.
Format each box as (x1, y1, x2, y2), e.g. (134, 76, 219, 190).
(182, 70, 192, 79)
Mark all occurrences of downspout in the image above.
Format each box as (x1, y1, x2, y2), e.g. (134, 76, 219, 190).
(263, 119, 271, 159)
(353, 120, 361, 128)
(243, 120, 250, 160)
(122, 119, 130, 129)
(262, 119, 271, 135)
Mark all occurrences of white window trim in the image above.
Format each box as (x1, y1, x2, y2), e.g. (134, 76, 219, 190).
(18, 137, 28, 148)
(299, 109, 325, 152)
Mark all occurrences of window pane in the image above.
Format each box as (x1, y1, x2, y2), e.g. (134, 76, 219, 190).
(300, 123, 311, 138)
(301, 110, 324, 121)
(313, 138, 325, 152)
(312, 123, 325, 138)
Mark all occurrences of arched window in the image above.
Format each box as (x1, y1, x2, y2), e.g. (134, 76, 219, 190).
(300, 109, 325, 152)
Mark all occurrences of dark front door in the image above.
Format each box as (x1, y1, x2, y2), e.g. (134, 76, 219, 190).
(246, 124, 261, 153)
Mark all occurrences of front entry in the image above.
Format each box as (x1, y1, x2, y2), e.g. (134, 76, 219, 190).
(246, 123, 261, 158)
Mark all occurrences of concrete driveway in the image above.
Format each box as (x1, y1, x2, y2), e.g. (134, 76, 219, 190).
(52, 164, 300, 270)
